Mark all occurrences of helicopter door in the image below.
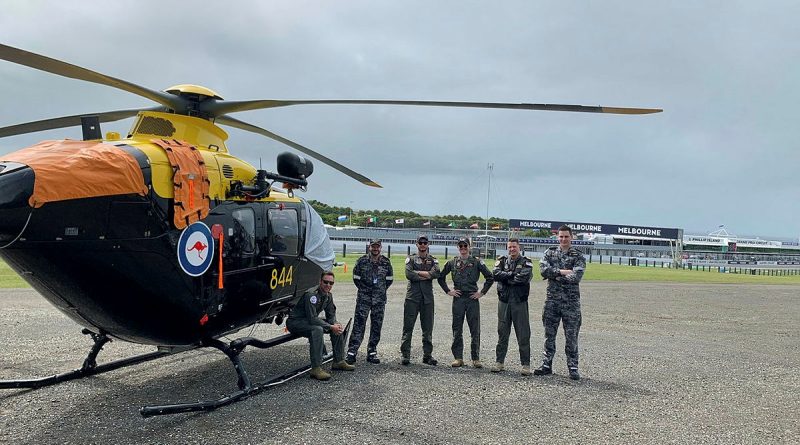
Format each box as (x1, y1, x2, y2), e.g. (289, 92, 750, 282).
(266, 207, 300, 300)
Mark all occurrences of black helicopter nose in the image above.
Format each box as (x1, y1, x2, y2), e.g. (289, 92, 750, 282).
(0, 163, 34, 209)
(0, 164, 34, 243)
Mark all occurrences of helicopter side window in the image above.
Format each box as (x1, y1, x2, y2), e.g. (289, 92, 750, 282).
(268, 208, 299, 255)
(232, 208, 256, 254)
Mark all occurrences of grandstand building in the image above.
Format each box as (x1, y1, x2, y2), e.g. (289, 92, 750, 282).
(326, 220, 799, 266)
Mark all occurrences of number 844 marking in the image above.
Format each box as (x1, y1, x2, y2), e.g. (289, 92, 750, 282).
(270, 266, 294, 290)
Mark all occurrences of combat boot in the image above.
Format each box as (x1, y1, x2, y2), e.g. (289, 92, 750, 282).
(310, 367, 331, 381)
(366, 352, 380, 364)
(490, 362, 504, 373)
(345, 352, 356, 365)
(451, 359, 464, 368)
(521, 365, 531, 376)
(332, 361, 355, 371)
(533, 364, 552, 376)
(401, 356, 410, 366)
(569, 367, 581, 381)
(422, 356, 438, 366)
(472, 360, 483, 369)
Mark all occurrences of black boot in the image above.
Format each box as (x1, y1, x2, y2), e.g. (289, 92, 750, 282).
(533, 364, 552, 376)
(366, 352, 380, 364)
(345, 352, 356, 365)
(422, 356, 438, 366)
(569, 367, 581, 380)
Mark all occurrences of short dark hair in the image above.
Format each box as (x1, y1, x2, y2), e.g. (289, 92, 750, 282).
(557, 225, 572, 235)
(320, 271, 335, 280)
(507, 238, 520, 245)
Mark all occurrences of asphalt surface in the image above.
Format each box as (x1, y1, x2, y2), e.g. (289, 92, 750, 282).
(1, 281, 798, 444)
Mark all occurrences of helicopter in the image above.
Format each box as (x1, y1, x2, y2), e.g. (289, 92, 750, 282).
(0, 43, 661, 416)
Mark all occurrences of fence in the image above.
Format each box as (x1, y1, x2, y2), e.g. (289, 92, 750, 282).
(335, 242, 800, 276)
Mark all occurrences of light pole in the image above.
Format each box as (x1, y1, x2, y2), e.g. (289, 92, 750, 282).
(485, 163, 493, 257)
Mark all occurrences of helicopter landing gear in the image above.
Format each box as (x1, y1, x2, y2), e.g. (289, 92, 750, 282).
(139, 319, 352, 417)
(0, 328, 170, 390)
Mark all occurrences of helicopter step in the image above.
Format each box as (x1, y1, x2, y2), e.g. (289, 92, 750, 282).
(139, 319, 351, 417)
(0, 328, 173, 390)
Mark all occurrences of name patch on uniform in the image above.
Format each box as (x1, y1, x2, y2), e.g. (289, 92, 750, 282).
(310, 295, 318, 304)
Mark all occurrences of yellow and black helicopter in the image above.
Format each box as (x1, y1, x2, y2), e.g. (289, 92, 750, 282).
(0, 43, 661, 416)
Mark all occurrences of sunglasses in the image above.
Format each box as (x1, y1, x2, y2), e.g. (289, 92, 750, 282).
(458, 244, 468, 248)
(417, 241, 428, 245)
(322, 280, 335, 285)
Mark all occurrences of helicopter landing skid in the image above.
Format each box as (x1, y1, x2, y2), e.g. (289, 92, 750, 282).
(139, 319, 352, 417)
(0, 328, 172, 390)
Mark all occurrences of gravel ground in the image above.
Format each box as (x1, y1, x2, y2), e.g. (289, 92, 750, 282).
(0, 281, 798, 444)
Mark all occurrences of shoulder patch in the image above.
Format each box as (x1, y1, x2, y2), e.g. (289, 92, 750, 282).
(494, 260, 501, 267)
(433, 258, 439, 264)
(405, 257, 411, 264)
(310, 295, 318, 304)
(525, 261, 533, 267)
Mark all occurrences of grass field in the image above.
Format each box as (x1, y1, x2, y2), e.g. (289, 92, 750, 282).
(333, 254, 800, 285)
(2, 255, 799, 289)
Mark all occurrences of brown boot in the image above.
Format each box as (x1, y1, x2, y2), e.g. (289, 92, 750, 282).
(451, 359, 464, 368)
(472, 360, 483, 369)
(490, 362, 504, 373)
(521, 365, 531, 376)
(309, 367, 331, 381)
(332, 361, 355, 371)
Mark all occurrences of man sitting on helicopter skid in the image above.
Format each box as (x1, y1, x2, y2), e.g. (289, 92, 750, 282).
(286, 271, 355, 380)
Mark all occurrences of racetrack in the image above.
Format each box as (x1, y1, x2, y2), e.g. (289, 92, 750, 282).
(1, 281, 798, 444)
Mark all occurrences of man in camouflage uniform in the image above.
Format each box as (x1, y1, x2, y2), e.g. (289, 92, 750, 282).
(437, 237, 494, 368)
(347, 239, 394, 364)
(491, 238, 534, 375)
(400, 235, 441, 365)
(287, 271, 354, 381)
(535, 225, 586, 380)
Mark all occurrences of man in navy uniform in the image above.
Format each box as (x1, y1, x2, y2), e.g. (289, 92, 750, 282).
(347, 239, 394, 364)
(536, 225, 586, 380)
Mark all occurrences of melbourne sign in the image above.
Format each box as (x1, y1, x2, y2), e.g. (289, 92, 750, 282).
(509, 219, 680, 240)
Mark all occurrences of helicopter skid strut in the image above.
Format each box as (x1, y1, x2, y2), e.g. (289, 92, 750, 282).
(139, 319, 351, 417)
(0, 322, 351, 417)
(0, 328, 171, 390)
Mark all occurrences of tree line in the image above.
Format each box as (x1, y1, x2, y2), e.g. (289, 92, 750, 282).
(308, 200, 509, 230)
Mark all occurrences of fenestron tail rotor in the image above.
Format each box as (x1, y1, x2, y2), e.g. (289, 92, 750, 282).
(0, 42, 662, 186)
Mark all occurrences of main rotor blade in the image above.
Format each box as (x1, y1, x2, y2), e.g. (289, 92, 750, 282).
(204, 99, 663, 117)
(215, 115, 381, 188)
(0, 43, 180, 109)
(0, 108, 154, 138)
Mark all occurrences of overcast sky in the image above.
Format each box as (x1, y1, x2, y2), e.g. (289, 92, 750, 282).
(1, 1, 798, 239)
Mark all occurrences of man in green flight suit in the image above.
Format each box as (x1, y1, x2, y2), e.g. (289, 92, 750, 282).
(400, 235, 441, 366)
(491, 238, 534, 375)
(437, 237, 494, 368)
(287, 271, 355, 381)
